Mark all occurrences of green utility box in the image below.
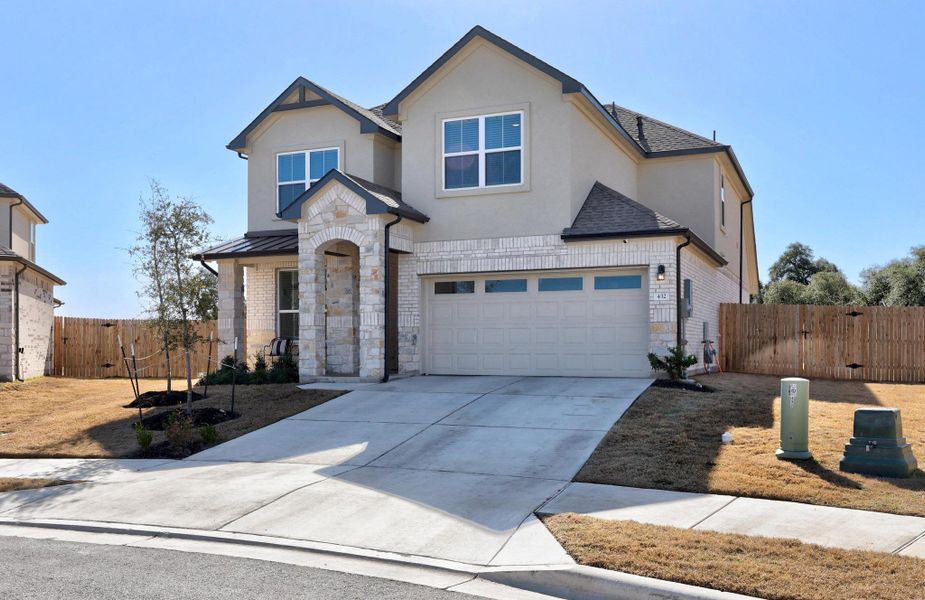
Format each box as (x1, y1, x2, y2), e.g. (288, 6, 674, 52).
(776, 377, 812, 460)
(840, 408, 918, 478)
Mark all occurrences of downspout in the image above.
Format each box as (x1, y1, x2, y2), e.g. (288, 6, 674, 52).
(739, 198, 753, 303)
(199, 257, 218, 277)
(13, 264, 26, 381)
(676, 234, 692, 349)
(9, 197, 23, 248)
(236, 152, 248, 161)
(381, 214, 402, 383)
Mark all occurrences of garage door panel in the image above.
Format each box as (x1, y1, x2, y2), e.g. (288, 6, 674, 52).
(426, 270, 649, 377)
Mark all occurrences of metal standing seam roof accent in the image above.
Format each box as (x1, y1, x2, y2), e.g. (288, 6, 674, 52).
(0, 182, 49, 224)
(199, 231, 298, 260)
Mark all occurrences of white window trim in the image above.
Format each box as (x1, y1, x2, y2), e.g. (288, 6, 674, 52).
(277, 269, 299, 339)
(441, 110, 524, 192)
(276, 147, 340, 212)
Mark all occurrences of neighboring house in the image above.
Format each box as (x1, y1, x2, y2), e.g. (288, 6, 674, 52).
(0, 183, 65, 380)
(202, 26, 759, 381)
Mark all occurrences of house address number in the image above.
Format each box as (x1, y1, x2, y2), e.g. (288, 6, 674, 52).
(654, 292, 670, 301)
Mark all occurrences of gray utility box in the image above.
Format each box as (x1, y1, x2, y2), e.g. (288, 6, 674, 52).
(839, 408, 918, 478)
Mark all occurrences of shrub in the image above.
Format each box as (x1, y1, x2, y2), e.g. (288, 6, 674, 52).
(197, 354, 250, 386)
(647, 346, 698, 381)
(199, 423, 220, 445)
(134, 422, 153, 450)
(268, 352, 298, 383)
(164, 411, 195, 453)
(252, 351, 268, 384)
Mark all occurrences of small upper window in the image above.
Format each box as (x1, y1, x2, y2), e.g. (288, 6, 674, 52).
(539, 277, 583, 292)
(435, 281, 475, 295)
(720, 175, 726, 228)
(29, 222, 36, 261)
(485, 279, 527, 293)
(594, 275, 642, 290)
(277, 148, 339, 212)
(443, 112, 522, 190)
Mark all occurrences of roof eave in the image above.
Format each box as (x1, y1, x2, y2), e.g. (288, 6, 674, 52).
(199, 248, 298, 261)
(0, 192, 50, 224)
(382, 25, 583, 117)
(227, 77, 400, 152)
(0, 255, 65, 285)
(561, 228, 727, 267)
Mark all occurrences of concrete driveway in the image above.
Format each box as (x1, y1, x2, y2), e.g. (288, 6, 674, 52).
(0, 375, 650, 567)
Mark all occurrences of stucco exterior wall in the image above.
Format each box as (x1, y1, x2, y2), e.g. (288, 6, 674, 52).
(398, 40, 576, 241)
(0, 201, 40, 260)
(245, 104, 378, 233)
(638, 156, 716, 246)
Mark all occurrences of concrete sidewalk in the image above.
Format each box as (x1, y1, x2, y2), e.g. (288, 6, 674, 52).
(539, 482, 925, 557)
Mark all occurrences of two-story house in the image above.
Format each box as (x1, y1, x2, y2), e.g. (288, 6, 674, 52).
(0, 183, 65, 380)
(202, 26, 759, 381)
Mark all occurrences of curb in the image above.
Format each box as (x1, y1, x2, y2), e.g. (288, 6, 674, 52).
(0, 518, 760, 600)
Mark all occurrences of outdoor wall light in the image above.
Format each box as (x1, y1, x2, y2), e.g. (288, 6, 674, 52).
(656, 264, 666, 280)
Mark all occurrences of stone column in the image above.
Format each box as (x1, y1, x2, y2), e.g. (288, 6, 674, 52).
(298, 237, 326, 380)
(216, 260, 245, 360)
(358, 226, 386, 380)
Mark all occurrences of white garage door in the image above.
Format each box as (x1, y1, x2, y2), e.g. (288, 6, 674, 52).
(424, 270, 650, 377)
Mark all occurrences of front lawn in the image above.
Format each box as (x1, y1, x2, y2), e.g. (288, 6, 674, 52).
(0, 378, 344, 459)
(577, 373, 925, 516)
(0, 478, 74, 492)
(544, 513, 925, 600)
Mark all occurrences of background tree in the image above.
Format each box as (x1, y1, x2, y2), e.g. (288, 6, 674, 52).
(160, 193, 214, 414)
(768, 242, 841, 285)
(861, 246, 925, 306)
(129, 181, 179, 391)
(803, 271, 860, 305)
(761, 279, 807, 305)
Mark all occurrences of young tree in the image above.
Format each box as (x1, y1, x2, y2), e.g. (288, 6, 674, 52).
(160, 194, 214, 414)
(129, 181, 179, 391)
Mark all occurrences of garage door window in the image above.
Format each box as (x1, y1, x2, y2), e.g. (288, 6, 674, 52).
(435, 281, 475, 294)
(485, 279, 528, 293)
(594, 275, 642, 290)
(538, 277, 583, 292)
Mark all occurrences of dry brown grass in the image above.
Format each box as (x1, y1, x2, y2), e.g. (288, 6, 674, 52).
(544, 513, 925, 600)
(0, 378, 343, 458)
(0, 478, 73, 492)
(577, 373, 925, 516)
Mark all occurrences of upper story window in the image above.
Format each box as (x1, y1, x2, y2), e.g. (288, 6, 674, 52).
(443, 111, 522, 190)
(29, 223, 36, 261)
(720, 175, 726, 229)
(277, 148, 339, 211)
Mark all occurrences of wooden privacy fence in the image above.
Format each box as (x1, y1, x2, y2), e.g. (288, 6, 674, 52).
(53, 317, 218, 379)
(720, 304, 925, 383)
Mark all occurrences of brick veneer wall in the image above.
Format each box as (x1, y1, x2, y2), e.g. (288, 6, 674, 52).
(0, 265, 56, 381)
(243, 259, 297, 362)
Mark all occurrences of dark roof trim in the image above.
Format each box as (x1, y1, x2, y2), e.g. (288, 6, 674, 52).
(228, 77, 400, 151)
(0, 254, 66, 285)
(277, 170, 429, 223)
(199, 230, 298, 261)
(200, 247, 297, 261)
(0, 188, 49, 224)
(382, 25, 582, 116)
(561, 228, 727, 267)
(244, 228, 297, 238)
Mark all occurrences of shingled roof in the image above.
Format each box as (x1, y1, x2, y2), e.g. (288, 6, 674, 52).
(606, 103, 723, 154)
(0, 242, 65, 284)
(563, 182, 726, 265)
(0, 182, 49, 223)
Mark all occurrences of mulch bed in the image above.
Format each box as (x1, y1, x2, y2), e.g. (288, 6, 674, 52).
(136, 407, 238, 431)
(123, 390, 204, 409)
(650, 378, 714, 393)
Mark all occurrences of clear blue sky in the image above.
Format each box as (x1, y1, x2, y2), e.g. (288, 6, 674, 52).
(2, 1, 922, 317)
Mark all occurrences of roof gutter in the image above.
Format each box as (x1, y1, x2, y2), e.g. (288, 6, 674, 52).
(200, 257, 218, 277)
(381, 214, 402, 383)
